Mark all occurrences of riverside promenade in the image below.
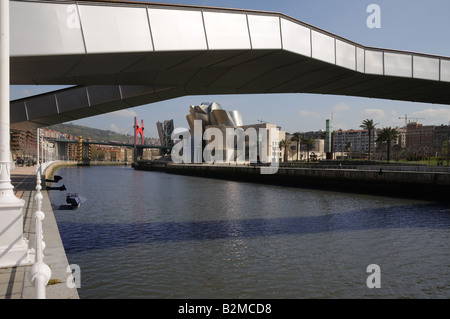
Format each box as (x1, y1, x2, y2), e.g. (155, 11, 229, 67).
(134, 161, 450, 201)
(0, 164, 78, 299)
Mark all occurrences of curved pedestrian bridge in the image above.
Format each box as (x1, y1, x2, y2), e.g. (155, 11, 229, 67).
(10, 0, 450, 130)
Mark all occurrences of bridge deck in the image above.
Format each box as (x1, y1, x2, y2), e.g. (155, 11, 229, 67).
(9, 0, 450, 131)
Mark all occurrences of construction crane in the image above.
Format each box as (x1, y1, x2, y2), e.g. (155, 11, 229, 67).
(398, 114, 425, 126)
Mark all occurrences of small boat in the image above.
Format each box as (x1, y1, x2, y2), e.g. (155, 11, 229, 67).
(66, 193, 87, 209)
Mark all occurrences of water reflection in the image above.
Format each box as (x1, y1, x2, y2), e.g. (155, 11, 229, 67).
(50, 166, 450, 298)
(58, 203, 450, 254)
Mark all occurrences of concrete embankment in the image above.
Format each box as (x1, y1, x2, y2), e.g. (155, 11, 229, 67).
(133, 161, 450, 201)
(2, 164, 79, 299)
(44, 161, 77, 181)
(44, 160, 129, 182)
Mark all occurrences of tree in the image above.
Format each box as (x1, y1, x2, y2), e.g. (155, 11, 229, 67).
(279, 139, 291, 162)
(345, 142, 352, 159)
(360, 119, 377, 160)
(376, 127, 398, 163)
(290, 132, 302, 161)
(392, 144, 403, 161)
(345, 142, 352, 152)
(442, 141, 449, 166)
(301, 137, 315, 162)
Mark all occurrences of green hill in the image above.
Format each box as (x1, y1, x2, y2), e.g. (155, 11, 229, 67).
(47, 123, 159, 145)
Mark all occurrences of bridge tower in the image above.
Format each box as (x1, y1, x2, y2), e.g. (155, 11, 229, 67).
(77, 136, 91, 166)
(77, 136, 82, 164)
(134, 117, 144, 162)
(84, 138, 91, 165)
(88, 138, 91, 162)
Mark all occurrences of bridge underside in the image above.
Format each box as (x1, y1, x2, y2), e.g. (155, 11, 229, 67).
(9, 0, 450, 130)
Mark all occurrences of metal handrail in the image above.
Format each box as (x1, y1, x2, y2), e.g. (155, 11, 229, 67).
(27, 166, 51, 299)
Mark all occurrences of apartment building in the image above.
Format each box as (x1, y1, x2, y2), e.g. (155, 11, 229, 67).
(405, 122, 435, 153)
(10, 130, 36, 160)
(433, 124, 450, 155)
(333, 129, 376, 153)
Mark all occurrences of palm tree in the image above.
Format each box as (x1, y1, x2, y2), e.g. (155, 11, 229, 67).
(345, 141, 352, 159)
(376, 127, 398, 163)
(301, 137, 315, 162)
(360, 119, 377, 160)
(291, 132, 302, 161)
(279, 139, 291, 162)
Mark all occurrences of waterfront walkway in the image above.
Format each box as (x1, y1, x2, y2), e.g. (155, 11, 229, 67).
(0, 164, 78, 299)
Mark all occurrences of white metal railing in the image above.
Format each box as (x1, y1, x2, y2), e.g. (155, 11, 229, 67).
(39, 160, 56, 175)
(27, 166, 51, 299)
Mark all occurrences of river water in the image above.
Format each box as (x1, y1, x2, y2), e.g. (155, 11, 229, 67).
(49, 165, 449, 299)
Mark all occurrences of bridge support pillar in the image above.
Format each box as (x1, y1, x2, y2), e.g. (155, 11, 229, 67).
(0, 0, 32, 268)
(134, 117, 144, 162)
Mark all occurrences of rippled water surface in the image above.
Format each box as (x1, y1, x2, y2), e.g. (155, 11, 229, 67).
(49, 166, 450, 298)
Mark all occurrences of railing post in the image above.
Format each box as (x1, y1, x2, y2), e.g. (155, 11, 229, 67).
(37, 128, 40, 168)
(27, 168, 51, 299)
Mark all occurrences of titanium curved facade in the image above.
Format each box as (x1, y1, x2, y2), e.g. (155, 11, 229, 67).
(9, 0, 450, 130)
(186, 102, 243, 133)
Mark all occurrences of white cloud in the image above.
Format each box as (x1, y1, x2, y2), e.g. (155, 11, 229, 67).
(299, 109, 320, 119)
(412, 108, 450, 125)
(109, 123, 121, 132)
(332, 102, 350, 112)
(110, 109, 137, 118)
(363, 108, 385, 119)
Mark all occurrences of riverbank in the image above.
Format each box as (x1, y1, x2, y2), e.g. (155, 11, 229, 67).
(44, 161, 130, 185)
(133, 161, 450, 202)
(1, 160, 124, 298)
(1, 164, 79, 299)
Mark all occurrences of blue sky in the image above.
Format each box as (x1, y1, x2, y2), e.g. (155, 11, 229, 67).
(10, 0, 450, 138)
